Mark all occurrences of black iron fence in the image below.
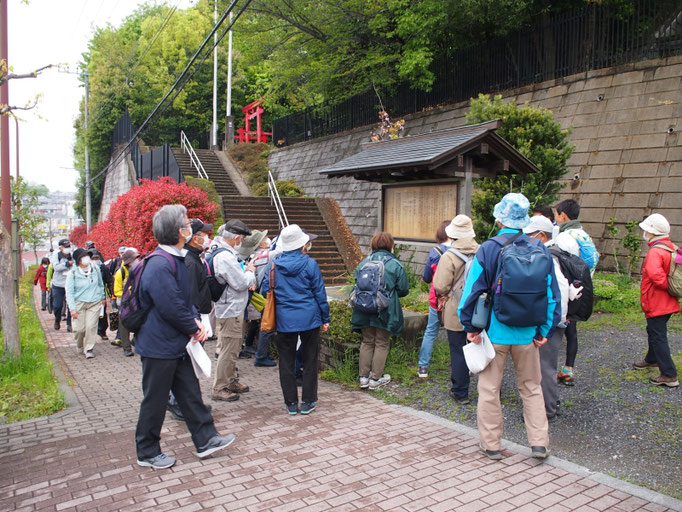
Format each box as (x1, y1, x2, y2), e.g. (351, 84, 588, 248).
(111, 111, 183, 183)
(273, 0, 682, 146)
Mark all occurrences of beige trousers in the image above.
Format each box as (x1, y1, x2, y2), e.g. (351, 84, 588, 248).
(359, 327, 391, 379)
(73, 301, 101, 354)
(213, 316, 243, 392)
(477, 342, 549, 451)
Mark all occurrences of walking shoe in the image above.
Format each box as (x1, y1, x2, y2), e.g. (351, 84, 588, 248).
(633, 359, 658, 370)
(649, 374, 680, 387)
(449, 391, 471, 405)
(227, 380, 249, 393)
(85, 350, 94, 359)
(243, 345, 257, 354)
(123, 348, 134, 357)
(66, 325, 72, 333)
(238, 349, 253, 359)
(254, 357, 277, 367)
(300, 402, 316, 415)
(480, 445, 503, 460)
(100, 335, 109, 341)
(54, 321, 60, 330)
(195, 434, 236, 458)
(111, 339, 121, 347)
(41, 307, 47, 311)
(286, 403, 298, 415)
(211, 389, 240, 402)
(359, 377, 370, 389)
(368, 374, 391, 390)
(167, 402, 184, 421)
(417, 366, 429, 378)
(531, 446, 550, 459)
(557, 366, 575, 386)
(137, 453, 176, 469)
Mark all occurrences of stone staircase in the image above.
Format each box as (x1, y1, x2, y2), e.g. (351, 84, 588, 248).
(172, 148, 240, 196)
(222, 196, 350, 284)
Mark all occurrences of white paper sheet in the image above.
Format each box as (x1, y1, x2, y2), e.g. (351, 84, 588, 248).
(186, 340, 212, 378)
(200, 313, 213, 338)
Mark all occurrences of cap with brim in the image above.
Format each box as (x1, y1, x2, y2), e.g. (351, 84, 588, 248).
(522, 215, 554, 236)
(122, 248, 139, 266)
(118, 246, 127, 254)
(190, 218, 214, 235)
(220, 219, 251, 237)
(639, 213, 670, 236)
(59, 239, 71, 247)
(72, 248, 93, 263)
(280, 224, 312, 251)
(238, 229, 269, 257)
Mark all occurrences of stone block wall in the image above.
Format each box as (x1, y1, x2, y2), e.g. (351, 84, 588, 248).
(269, 55, 682, 271)
(98, 149, 136, 221)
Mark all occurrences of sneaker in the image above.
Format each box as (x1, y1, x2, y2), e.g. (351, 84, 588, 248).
(195, 434, 236, 458)
(300, 402, 316, 415)
(368, 374, 391, 390)
(649, 374, 680, 387)
(166, 402, 184, 421)
(238, 350, 253, 359)
(123, 348, 134, 357)
(449, 391, 471, 405)
(557, 366, 574, 386)
(359, 377, 370, 389)
(417, 366, 429, 378)
(111, 339, 121, 347)
(227, 380, 249, 393)
(531, 446, 550, 459)
(254, 357, 277, 367)
(85, 350, 94, 359)
(100, 335, 109, 341)
(211, 389, 240, 402)
(243, 345, 257, 354)
(633, 359, 658, 370)
(137, 453, 176, 469)
(481, 445, 503, 460)
(66, 325, 72, 333)
(286, 403, 298, 415)
(54, 321, 60, 330)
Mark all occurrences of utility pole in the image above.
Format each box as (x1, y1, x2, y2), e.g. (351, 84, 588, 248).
(1, 0, 11, 233)
(224, 11, 234, 147)
(13, 115, 18, 178)
(84, 71, 91, 231)
(211, 0, 218, 149)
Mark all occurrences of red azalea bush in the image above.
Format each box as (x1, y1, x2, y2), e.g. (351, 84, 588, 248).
(69, 224, 88, 247)
(87, 177, 219, 260)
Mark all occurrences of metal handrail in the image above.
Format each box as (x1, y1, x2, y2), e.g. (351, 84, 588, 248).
(267, 170, 289, 230)
(180, 130, 209, 180)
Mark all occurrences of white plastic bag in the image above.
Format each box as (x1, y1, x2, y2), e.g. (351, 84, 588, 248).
(463, 330, 496, 374)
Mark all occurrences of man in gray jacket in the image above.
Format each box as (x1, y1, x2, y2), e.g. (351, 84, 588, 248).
(211, 221, 257, 402)
(50, 239, 74, 332)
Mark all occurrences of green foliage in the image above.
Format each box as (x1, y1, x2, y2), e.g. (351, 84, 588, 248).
(606, 218, 644, 278)
(592, 272, 641, 314)
(10, 177, 47, 254)
(325, 300, 361, 345)
(228, 142, 303, 197)
(466, 94, 574, 240)
(0, 268, 66, 423)
(183, 176, 225, 227)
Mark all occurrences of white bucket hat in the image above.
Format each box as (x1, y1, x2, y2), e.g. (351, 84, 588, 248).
(445, 215, 475, 239)
(523, 215, 554, 236)
(639, 213, 670, 236)
(279, 224, 310, 251)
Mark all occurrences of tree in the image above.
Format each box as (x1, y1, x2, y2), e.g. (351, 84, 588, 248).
(465, 94, 574, 240)
(10, 177, 47, 265)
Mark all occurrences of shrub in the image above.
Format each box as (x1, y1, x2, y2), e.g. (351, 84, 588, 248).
(228, 143, 303, 197)
(183, 176, 225, 228)
(593, 272, 641, 313)
(69, 224, 88, 247)
(251, 179, 304, 198)
(87, 177, 219, 259)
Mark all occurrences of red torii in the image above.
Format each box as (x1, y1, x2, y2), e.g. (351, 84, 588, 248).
(234, 100, 272, 143)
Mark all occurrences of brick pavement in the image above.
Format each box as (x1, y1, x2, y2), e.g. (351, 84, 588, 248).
(0, 289, 680, 511)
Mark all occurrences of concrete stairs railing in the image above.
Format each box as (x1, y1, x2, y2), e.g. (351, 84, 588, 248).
(172, 147, 240, 196)
(222, 195, 351, 285)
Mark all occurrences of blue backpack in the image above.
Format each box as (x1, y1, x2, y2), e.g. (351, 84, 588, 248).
(491, 233, 552, 327)
(204, 248, 228, 301)
(350, 254, 399, 314)
(565, 228, 599, 273)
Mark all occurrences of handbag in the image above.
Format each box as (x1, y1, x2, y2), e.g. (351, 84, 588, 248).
(108, 310, 119, 331)
(463, 330, 496, 373)
(260, 264, 277, 332)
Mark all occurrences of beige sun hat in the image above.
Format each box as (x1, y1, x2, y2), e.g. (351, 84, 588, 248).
(445, 215, 475, 239)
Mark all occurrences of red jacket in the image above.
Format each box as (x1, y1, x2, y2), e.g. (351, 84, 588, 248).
(33, 265, 48, 291)
(640, 237, 681, 318)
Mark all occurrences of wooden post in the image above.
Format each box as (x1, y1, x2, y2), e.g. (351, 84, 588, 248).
(464, 155, 473, 215)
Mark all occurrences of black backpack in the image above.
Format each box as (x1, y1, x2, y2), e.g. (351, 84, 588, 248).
(204, 248, 229, 301)
(549, 246, 594, 322)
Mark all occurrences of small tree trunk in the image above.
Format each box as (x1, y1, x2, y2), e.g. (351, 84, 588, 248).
(0, 223, 20, 357)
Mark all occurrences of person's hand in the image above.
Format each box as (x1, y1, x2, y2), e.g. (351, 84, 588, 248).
(568, 284, 583, 301)
(533, 336, 548, 348)
(321, 323, 329, 333)
(246, 261, 256, 273)
(101, 299, 107, 305)
(192, 319, 208, 343)
(467, 332, 481, 344)
(71, 311, 78, 319)
(249, 284, 257, 291)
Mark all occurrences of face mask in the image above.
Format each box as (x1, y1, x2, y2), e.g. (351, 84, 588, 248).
(80, 256, 91, 266)
(183, 228, 192, 244)
(305, 242, 312, 252)
(642, 232, 651, 241)
(62, 247, 72, 254)
(42, 264, 48, 268)
(202, 237, 210, 250)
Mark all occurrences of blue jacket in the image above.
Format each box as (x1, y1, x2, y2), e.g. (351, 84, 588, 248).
(135, 247, 199, 359)
(261, 250, 330, 333)
(422, 243, 449, 283)
(458, 229, 561, 345)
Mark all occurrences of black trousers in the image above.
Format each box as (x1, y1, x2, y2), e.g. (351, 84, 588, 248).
(564, 320, 578, 367)
(276, 328, 320, 406)
(645, 314, 677, 377)
(135, 356, 217, 459)
(97, 303, 108, 336)
(51, 286, 71, 327)
(447, 330, 470, 399)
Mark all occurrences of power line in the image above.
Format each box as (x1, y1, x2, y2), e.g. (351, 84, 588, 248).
(88, 0, 251, 186)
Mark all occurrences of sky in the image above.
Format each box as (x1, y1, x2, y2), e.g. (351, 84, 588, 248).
(8, 0, 196, 193)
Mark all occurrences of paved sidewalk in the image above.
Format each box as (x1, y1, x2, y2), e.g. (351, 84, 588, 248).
(0, 290, 680, 512)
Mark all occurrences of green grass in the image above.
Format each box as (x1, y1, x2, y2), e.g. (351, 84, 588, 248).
(0, 268, 66, 423)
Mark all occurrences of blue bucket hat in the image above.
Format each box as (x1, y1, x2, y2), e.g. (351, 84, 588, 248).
(493, 193, 531, 229)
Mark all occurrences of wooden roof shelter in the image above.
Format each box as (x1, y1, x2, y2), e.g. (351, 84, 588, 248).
(318, 120, 540, 214)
